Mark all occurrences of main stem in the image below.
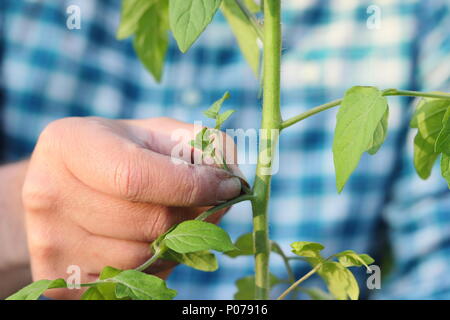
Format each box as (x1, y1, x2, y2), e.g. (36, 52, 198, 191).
(251, 0, 282, 300)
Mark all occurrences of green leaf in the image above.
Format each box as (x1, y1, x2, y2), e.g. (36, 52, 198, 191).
(203, 92, 231, 119)
(226, 234, 288, 259)
(190, 127, 209, 150)
(367, 108, 389, 155)
(412, 97, 449, 145)
(169, 0, 222, 52)
(300, 287, 335, 300)
(133, 0, 169, 82)
(221, 0, 260, 75)
(243, 0, 261, 13)
(117, 0, 157, 39)
(215, 109, 235, 129)
(441, 153, 450, 188)
(411, 97, 449, 178)
(435, 106, 450, 154)
(81, 266, 125, 300)
(317, 261, 359, 300)
(6, 279, 67, 300)
(234, 274, 280, 300)
(334, 250, 374, 271)
(113, 270, 176, 300)
(291, 241, 325, 262)
(413, 133, 440, 179)
(81, 287, 105, 300)
(333, 86, 389, 192)
(164, 220, 236, 253)
(225, 233, 254, 257)
(161, 250, 218, 272)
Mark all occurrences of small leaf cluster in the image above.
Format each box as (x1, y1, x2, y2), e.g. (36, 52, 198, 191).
(189, 92, 235, 169)
(226, 233, 374, 300)
(333, 86, 450, 192)
(410, 96, 450, 185)
(291, 242, 373, 300)
(117, 0, 261, 82)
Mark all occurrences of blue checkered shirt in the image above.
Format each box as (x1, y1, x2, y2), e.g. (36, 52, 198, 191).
(1, 0, 450, 299)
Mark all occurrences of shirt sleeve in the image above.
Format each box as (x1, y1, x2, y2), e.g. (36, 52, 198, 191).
(373, 0, 450, 299)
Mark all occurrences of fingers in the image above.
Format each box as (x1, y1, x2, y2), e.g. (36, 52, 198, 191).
(57, 118, 242, 207)
(29, 221, 175, 300)
(62, 173, 225, 242)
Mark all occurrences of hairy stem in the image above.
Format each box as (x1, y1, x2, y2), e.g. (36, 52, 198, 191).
(251, 0, 282, 300)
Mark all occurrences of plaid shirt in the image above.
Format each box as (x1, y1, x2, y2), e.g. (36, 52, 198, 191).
(1, 0, 450, 299)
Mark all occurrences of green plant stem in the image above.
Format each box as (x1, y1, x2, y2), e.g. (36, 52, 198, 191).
(276, 261, 323, 300)
(271, 242, 295, 282)
(251, 0, 282, 300)
(383, 89, 450, 99)
(236, 0, 264, 41)
(281, 89, 450, 130)
(281, 99, 342, 130)
(195, 194, 254, 221)
(135, 248, 166, 272)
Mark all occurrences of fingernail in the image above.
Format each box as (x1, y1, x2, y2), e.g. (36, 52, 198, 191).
(217, 177, 241, 202)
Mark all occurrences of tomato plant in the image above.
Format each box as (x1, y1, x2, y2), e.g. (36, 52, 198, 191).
(8, 0, 450, 300)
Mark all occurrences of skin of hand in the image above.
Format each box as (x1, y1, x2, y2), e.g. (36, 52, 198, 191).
(0, 161, 32, 298)
(22, 117, 242, 299)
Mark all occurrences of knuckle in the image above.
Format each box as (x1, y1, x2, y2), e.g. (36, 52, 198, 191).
(28, 229, 59, 262)
(114, 146, 147, 201)
(36, 117, 84, 157)
(22, 174, 59, 215)
(179, 166, 202, 205)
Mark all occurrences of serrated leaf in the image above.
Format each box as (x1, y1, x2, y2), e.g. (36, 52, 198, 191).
(169, 0, 222, 53)
(203, 92, 231, 120)
(367, 108, 389, 155)
(216, 109, 235, 129)
(291, 241, 325, 262)
(133, 0, 169, 82)
(116, 0, 157, 39)
(164, 220, 235, 253)
(335, 250, 374, 271)
(161, 250, 218, 272)
(6, 279, 67, 300)
(113, 270, 176, 300)
(190, 127, 209, 150)
(234, 274, 280, 300)
(225, 233, 254, 257)
(333, 86, 389, 192)
(221, 0, 260, 75)
(441, 153, 450, 188)
(317, 261, 359, 300)
(435, 106, 450, 154)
